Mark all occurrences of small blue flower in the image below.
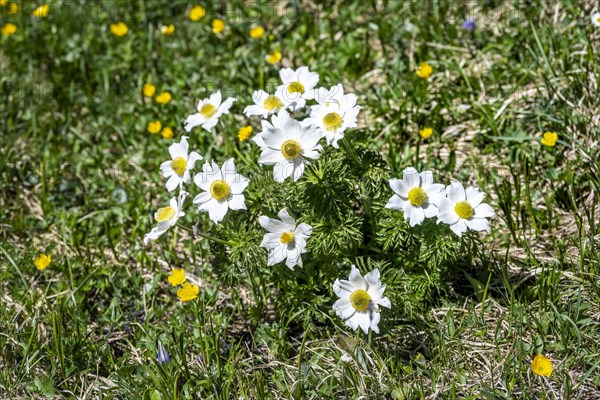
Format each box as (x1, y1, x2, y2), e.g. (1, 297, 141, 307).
(157, 339, 170, 365)
(463, 19, 476, 31)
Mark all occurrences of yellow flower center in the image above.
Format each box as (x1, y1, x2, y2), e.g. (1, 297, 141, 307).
(210, 180, 231, 201)
(323, 112, 343, 131)
(287, 81, 305, 94)
(171, 157, 187, 176)
(156, 206, 176, 222)
(280, 231, 295, 244)
(455, 201, 474, 219)
(281, 140, 302, 160)
(408, 187, 427, 206)
(349, 289, 371, 312)
(200, 103, 217, 118)
(263, 95, 283, 112)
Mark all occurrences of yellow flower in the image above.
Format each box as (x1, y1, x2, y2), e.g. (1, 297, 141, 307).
(212, 19, 225, 34)
(1, 23, 17, 36)
(266, 50, 282, 65)
(110, 22, 128, 37)
(189, 5, 206, 21)
(7, 2, 18, 14)
(416, 62, 433, 79)
(167, 268, 186, 286)
(160, 24, 175, 36)
(155, 92, 172, 104)
(0, 0, 7, 6)
(238, 125, 253, 141)
(177, 282, 199, 302)
(34, 253, 51, 270)
(143, 83, 156, 97)
(32, 4, 49, 17)
(531, 355, 552, 377)
(419, 127, 433, 139)
(540, 131, 558, 147)
(161, 127, 174, 139)
(250, 26, 265, 39)
(147, 121, 162, 134)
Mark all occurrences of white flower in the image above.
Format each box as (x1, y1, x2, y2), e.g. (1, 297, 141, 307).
(303, 84, 360, 148)
(259, 208, 312, 269)
(192, 158, 249, 223)
(333, 265, 391, 334)
(385, 167, 445, 226)
(276, 66, 319, 111)
(144, 191, 187, 244)
(437, 182, 495, 237)
(160, 136, 202, 192)
(592, 12, 600, 27)
(184, 91, 236, 132)
(243, 88, 290, 118)
(257, 109, 322, 182)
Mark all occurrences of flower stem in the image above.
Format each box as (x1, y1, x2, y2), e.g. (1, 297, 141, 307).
(176, 224, 234, 246)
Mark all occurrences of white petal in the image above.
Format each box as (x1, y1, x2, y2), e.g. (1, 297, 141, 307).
(228, 194, 246, 210)
(447, 182, 466, 202)
(259, 216, 288, 233)
(449, 220, 468, 236)
(389, 178, 409, 197)
(474, 203, 495, 218)
(466, 187, 485, 207)
(465, 218, 490, 233)
(403, 167, 420, 188)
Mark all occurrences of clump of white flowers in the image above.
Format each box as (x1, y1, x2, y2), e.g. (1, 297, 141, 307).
(141, 67, 496, 338)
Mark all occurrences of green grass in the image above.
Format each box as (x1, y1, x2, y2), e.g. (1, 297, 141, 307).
(1, 0, 599, 398)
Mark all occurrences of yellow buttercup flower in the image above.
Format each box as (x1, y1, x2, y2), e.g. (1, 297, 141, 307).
(0, 0, 7, 6)
(155, 92, 172, 104)
(238, 125, 253, 141)
(531, 355, 552, 377)
(161, 127, 174, 139)
(212, 19, 225, 34)
(7, 2, 18, 14)
(167, 268, 186, 286)
(147, 121, 162, 134)
(143, 83, 156, 97)
(416, 62, 433, 79)
(177, 282, 199, 302)
(250, 26, 265, 39)
(110, 22, 128, 37)
(160, 24, 175, 36)
(189, 5, 206, 21)
(32, 4, 49, 17)
(34, 253, 51, 270)
(419, 127, 433, 139)
(540, 131, 558, 147)
(266, 50, 282, 65)
(1, 23, 17, 36)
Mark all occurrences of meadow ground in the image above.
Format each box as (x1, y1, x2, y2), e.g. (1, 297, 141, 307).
(1, 1, 600, 399)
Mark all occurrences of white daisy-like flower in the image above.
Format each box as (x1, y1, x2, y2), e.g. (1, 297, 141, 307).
(385, 167, 445, 227)
(276, 66, 319, 111)
(333, 265, 391, 334)
(592, 12, 600, 27)
(257, 109, 322, 182)
(437, 182, 495, 237)
(303, 84, 360, 148)
(160, 136, 202, 192)
(144, 191, 187, 245)
(192, 158, 249, 223)
(259, 208, 312, 269)
(243, 88, 290, 118)
(184, 91, 236, 132)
